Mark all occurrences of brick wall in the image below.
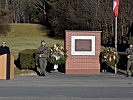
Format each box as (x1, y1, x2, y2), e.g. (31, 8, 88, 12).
(65, 30, 101, 74)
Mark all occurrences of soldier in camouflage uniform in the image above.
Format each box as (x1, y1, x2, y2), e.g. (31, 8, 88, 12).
(37, 41, 48, 76)
(125, 44, 133, 77)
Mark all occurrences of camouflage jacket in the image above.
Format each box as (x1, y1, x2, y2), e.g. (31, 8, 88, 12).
(37, 46, 48, 58)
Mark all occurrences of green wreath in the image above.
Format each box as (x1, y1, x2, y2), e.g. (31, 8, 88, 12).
(101, 47, 119, 67)
(47, 44, 67, 65)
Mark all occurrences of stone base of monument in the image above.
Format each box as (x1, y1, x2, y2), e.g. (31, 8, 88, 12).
(66, 69, 100, 74)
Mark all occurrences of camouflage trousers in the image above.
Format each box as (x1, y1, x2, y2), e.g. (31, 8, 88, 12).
(39, 57, 47, 75)
(127, 60, 133, 75)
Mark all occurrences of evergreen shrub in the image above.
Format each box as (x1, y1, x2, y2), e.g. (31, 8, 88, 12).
(117, 52, 127, 70)
(19, 49, 37, 69)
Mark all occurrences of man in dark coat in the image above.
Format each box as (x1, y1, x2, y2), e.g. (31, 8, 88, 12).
(0, 41, 10, 55)
(37, 40, 48, 76)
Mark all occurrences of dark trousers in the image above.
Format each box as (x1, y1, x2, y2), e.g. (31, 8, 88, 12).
(127, 60, 133, 75)
(39, 58, 47, 75)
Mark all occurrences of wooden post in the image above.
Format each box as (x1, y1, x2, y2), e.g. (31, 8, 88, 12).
(0, 54, 14, 80)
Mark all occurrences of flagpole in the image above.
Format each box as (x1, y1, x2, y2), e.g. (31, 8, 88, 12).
(113, 0, 119, 74)
(115, 17, 117, 50)
(115, 16, 117, 74)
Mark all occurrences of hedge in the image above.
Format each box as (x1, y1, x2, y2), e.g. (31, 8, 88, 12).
(19, 49, 37, 69)
(19, 48, 128, 73)
(117, 52, 127, 71)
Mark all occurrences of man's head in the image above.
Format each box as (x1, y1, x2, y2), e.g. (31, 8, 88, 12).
(41, 40, 45, 46)
(2, 41, 6, 47)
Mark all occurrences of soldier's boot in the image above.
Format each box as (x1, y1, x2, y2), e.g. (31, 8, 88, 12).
(126, 74, 129, 77)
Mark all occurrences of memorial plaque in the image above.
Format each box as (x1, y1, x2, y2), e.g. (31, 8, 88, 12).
(71, 36, 95, 55)
(75, 39, 92, 51)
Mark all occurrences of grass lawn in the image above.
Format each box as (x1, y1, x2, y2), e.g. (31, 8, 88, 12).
(0, 23, 64, 75)
(0, 23, 64, 59)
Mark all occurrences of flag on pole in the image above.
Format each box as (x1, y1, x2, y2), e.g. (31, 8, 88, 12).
(113, 0, 119, 17)
(113, 0, 119, 74)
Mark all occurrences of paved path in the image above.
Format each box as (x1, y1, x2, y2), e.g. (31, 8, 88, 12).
(0, 72, 133, 100)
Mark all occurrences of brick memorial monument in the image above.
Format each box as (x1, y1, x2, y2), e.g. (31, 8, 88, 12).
(65, 30, 101, 74)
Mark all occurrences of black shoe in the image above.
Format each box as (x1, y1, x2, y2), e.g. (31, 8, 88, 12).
(131, 74, 133, 77)
(40, 74, 46, 76)
(126, 74, 129, 77)
(37, 73, 41, 76)
(42, 74, 46, 76)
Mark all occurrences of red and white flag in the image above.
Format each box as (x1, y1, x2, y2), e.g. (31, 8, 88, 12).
(113, 0, 119, 17)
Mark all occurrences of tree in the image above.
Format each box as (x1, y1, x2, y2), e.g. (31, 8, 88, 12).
(46, 0, 133, 46)
(0, 0, 11, 35)
(33, 0, 46, 24)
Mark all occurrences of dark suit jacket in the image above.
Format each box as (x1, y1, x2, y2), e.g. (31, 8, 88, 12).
(0, 46, 10, 55)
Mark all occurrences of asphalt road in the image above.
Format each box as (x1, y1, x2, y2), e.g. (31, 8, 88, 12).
(0, 72, 133, 100)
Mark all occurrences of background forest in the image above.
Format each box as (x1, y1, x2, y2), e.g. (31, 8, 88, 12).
(0, 0, 133, 50)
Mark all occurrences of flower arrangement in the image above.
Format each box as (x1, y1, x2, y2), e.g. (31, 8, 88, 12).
(101, 47, 119, 67)
(47, 43, 67, 65)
